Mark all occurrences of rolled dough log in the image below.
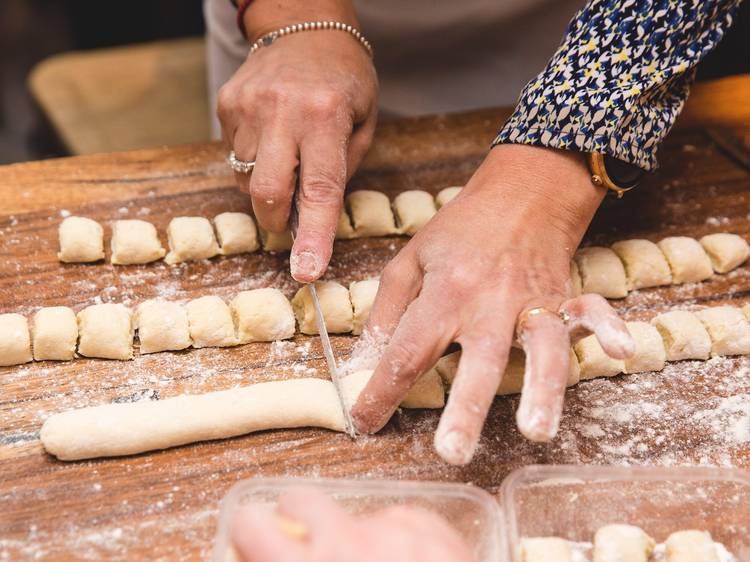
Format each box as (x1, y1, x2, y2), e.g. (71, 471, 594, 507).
(570, 261, 582, 297)
(699, 233, 750, 274)
(292, 281, 353, 334)
(349, 278, 379, 335)
(0, 313, 33, 366)
(57, 216, 105, 263)
(574, 334, 625, 380)
(335, 209, 356, 239)
(657, 237, 713, 284)
(665, 530, 719, 562)
(435, 186, 462, 208)
(32, 306, 78, 361)
(651, 310, 711, 361)
(165, 217, 220, 264)
(342, 369, 445, 409)
(623, 321, 666, 374)
(593, 524, 655, 562)
(230, 288, 295, 343)
(611, 239, 672, 289)
(214, 212, 259, 255)
(186, 296, 238, 348)
(77, 304, 133, 360)
(110, 219, 166, 265)
(520, 537, 573, 562)
(573, 247, 628, 299)
(695, 305, 750, 357)
(258, 228, 293, 252)
(346, 190, 398, 237)
(135, 300, 191, 354)
(392, 190, 437, 235)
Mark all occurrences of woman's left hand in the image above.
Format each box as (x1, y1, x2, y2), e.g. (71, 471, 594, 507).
(350, 144, 634, 465)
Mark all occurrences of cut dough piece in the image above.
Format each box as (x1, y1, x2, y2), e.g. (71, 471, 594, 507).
(342, 369, 445, 410)
(0, 313, 32, 366)
(77, 304, 133, 360)
(695, 306, 750, 357)
(335, 209, 355, 239)
(611, 239, 672, 289)
(657, 236, 713, 284)
(214, 212, 259, 255)
(435, 351, 460, 384)
(349, 278, 379, 335)
(574, 334, 625, 379)
(135, 300, 191, 354)
(186, 296, 238, 348)
(165, 217, 220, 264)
(520, 537, 573, 562)
(292, 281, 353, 334)
(570, 261, 582, 297)
(573, 246, 628, 299)
(392, 190, 437, 235)
(230, 288, 295, 343)
(665, 530, 719, 562)
(651, 310, 711, 361)
(699, 233, 750, 274)
(623, 321, 666, 374)
(110, 219, 166, 265)
(32, 306, 78, 361)
(435, 186, 462, 208)
(57, 216, 105, 263)
(259, 228, 293, 252)
(593, 524, 655, 562)
(346, 190, 398, 237)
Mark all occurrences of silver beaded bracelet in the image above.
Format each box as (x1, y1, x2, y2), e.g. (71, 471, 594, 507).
(248, 21, 374, 58)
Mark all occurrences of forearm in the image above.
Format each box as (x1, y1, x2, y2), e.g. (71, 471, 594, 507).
(243, 0, 359, 42)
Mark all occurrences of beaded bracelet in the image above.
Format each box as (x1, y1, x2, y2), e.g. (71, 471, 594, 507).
(248, 21, 374, 58)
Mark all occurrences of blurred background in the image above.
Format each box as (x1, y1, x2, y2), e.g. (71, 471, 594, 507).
(0, 0, 748, 165)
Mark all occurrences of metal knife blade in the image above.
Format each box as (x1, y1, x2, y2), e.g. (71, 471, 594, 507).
(289, 190, 357, 438)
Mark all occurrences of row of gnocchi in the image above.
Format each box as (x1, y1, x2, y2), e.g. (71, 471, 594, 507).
(0, 279, 379, 366)
(57, 187, 463, 264)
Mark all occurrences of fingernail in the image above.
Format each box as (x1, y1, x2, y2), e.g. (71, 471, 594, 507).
(434, 429, 476, 466)
(290, 250, 320, 281)
(517, 406, 559, 442)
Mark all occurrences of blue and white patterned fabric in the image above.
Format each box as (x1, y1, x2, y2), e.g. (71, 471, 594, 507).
(493, 0, 742, 170)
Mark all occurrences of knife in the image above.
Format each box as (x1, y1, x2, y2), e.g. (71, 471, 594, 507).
(289, 189, 357, 438)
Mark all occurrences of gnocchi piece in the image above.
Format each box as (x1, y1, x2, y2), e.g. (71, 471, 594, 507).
(110, 219, 166, 265)
(611, 239, 672, 289)
(573, 246, 628, 299)
(623, 321, 666, 373)
(520, 537, 573, 562)
(699, 233, 750, 274)
(77, 304, 134, 360)
(335, 209, 356, 239)
(593, 524, 655, 562)
(695, 305, 750, 357)
(230, 288, 295, 343)
(32, 306, 78, 361)
(214, 212, 259, 255)
(349, 278, 379, 335)
(135, 300, 191, 354)
(651, 310, 711, 361)
(392, 190, 437, 235)
(657, 236, 713, 284)
(259, 228, 293, 252)
(665, 530, 719, 562)
(165, 217, 220, 264)
(435, 186, 462, 208)
(58, 216, 105, 263)
(346, 190, 398, 237)
(574, 334, 625, 379)
(186, 296, 238, 348)
(292, 281, 353, 334)
(570, 261, 582, 297)
(0, 313, 33, 366)
(399, 368, 445, 409)
(435, 351, 460, 385)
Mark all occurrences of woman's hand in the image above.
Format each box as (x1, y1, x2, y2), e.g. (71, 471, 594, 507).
(350, 144, 634, 465)
(217, 28, 378, 282)
(231, 488, 477, 562)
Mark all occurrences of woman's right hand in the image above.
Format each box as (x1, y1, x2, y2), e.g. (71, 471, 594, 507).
(218, 28, 378, 283)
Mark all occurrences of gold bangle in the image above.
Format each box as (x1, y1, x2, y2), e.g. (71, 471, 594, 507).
(586, 152, 638, 199)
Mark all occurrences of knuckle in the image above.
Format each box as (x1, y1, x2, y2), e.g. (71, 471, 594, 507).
(386, 338, 423, 378)
(249, 177, 282, 203)
(307, 91, 346, 121)
(380, 259, 410, 288)
(301, 172, 344, 205)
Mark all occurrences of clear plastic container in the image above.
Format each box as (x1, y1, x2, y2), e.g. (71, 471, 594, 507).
(500, 464, 750, 562)
(213, 477, 505, 562)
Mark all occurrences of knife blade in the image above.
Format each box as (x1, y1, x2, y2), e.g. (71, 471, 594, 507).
(289, 190, 357, 438)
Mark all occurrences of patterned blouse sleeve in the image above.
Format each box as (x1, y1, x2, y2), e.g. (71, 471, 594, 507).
(492, 0, 742, 171)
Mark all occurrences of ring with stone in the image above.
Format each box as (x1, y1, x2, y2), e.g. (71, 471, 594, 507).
(227, 151, 256, 174)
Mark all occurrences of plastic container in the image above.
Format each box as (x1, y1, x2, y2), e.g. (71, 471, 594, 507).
(500, 465, 750, 562)
(213, 477, 506, 562)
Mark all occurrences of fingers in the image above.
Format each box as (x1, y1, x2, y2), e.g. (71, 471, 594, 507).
(290, 128, 350, 282)
(515, 311, 571, 442)
(276, 488, 348, 538)
(230, 126, 259, 196)
(561, 293, 634, 359)
(248, 132, 298, 234)
(231, 505, 305, 562)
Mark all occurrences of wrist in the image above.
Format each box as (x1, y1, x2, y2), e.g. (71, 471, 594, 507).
(243, 0, 359, 43)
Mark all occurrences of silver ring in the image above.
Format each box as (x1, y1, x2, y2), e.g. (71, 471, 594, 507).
(227, 151, 256, 174)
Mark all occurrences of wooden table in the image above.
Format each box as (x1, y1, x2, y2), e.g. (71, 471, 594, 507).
(1, 75, 750, 560)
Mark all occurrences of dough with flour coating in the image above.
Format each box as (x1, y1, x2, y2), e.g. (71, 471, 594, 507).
(110, 219, 165, 264)
(611, 239, 672, 289)
(435, 186, 461, 208)
(651, 310, 711, 361)
(32, 306, 78, 361)
(520, 537, 573, 562)
(349, 278, 379, 335)
(623, 321, 666, 374)
(135, 300, 191, 354)
(77, 303, 133, 360)
(58, 216, 105, 263)
(230, 288, 295, 343)
(335, 209, 356, 239)
(186, 296, 238, 348)
(165, 217, 220, 264)
(346, 190, 398, 237)
(0, 313, 32, 366)
(570, 261, 582, 297)
(665, 530, 719, 562)
(292, 281, 353, 334)
(696, 305, 750, 357)
(259, 228, 293, 252)
(657, 236, 713, 284)
(392, 190, 437, 235)
(593, 524, 654, 562)
(214, 212, 259, 255)
(573, 246, 628, 299)
(699, 233, 749, 273)
(574, 334, 624, 379)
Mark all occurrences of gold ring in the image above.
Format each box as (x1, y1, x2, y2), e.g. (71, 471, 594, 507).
(515, 307, 555, 336)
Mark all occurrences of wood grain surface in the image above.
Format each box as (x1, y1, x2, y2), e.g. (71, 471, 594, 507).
(2, 75, 750, 560)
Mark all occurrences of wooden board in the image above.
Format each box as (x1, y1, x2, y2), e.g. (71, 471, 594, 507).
(2, 76, 750, 560)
